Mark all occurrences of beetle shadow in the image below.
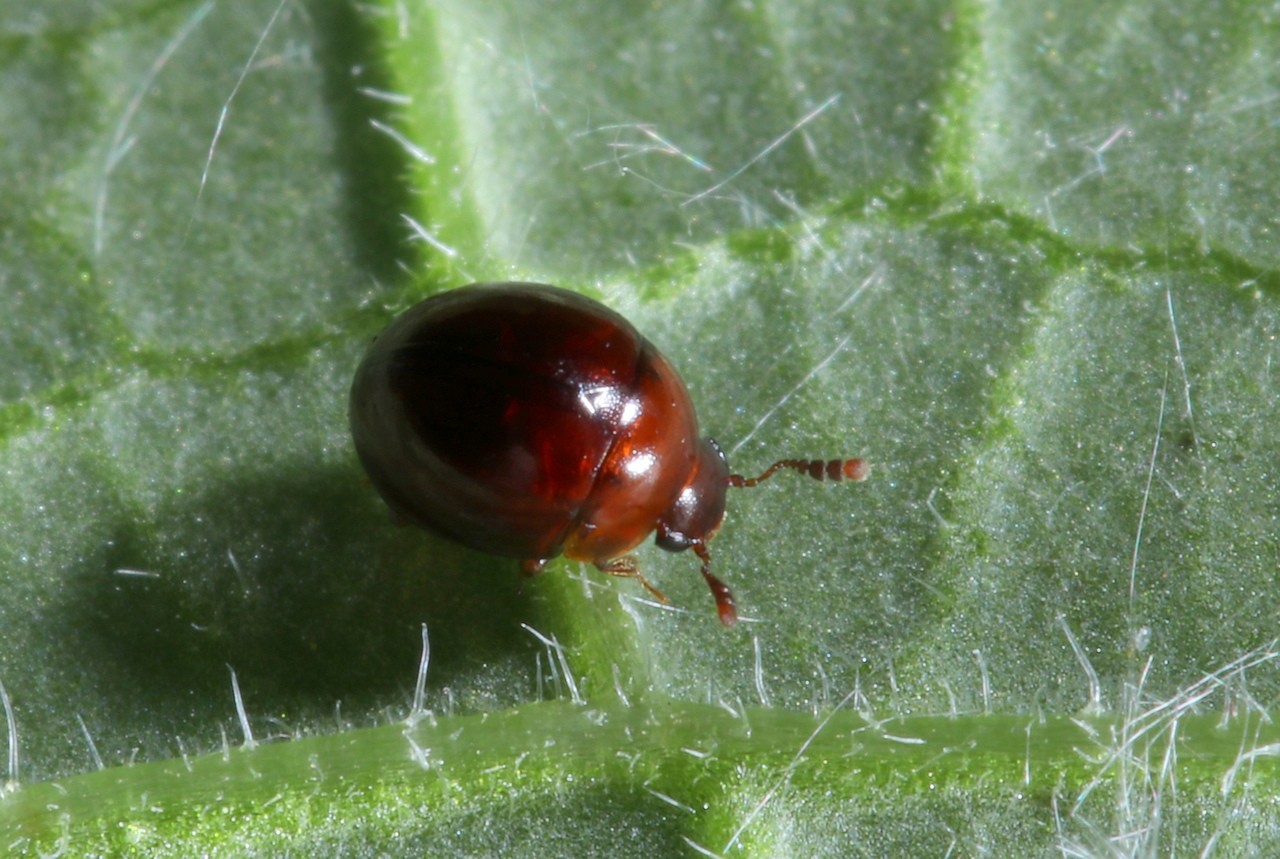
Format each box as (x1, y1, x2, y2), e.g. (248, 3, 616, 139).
(64, 463, 536, 716)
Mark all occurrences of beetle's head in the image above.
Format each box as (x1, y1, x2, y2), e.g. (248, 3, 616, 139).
(655, 437, 730, 553)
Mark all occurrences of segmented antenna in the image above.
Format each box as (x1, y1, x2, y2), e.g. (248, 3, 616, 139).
(728, 458, 868, 487)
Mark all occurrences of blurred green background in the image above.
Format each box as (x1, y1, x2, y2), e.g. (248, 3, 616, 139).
(2, 0, 1279, 854)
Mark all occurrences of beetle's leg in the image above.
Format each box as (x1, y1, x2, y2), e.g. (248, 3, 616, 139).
(520, 558, 549, 578)
(596, 556, 669, 604)
(516, 558, 550, 595)
(692, 542, 738, 627)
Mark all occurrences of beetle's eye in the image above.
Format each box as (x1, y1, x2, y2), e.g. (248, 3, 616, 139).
(656, 521, 692, 552)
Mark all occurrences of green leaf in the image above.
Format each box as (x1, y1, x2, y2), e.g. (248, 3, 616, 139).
(3, 0, 1280, 854)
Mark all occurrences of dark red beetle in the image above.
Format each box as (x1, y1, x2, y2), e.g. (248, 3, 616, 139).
(349, 282, 866, 625)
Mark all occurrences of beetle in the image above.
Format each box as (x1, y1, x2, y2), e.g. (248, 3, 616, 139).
(349, 282, 866, 625)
